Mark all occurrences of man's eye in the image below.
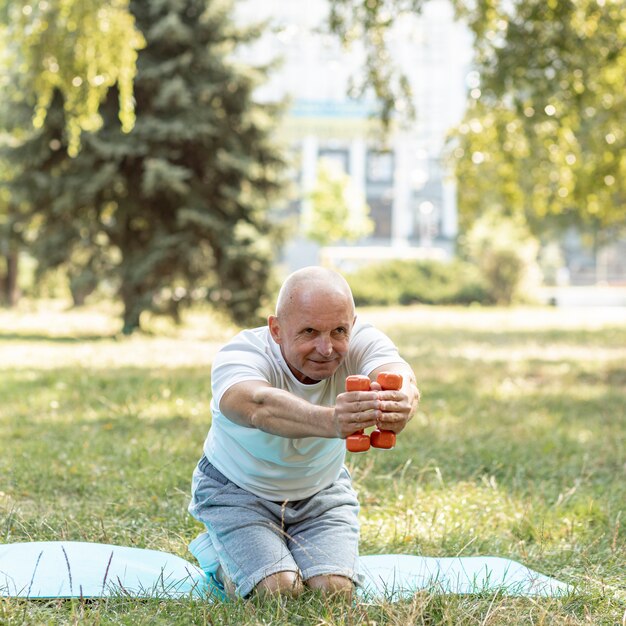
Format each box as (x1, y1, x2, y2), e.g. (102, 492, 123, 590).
(334, 327, 347, 335)
(303, 328, 315, 334)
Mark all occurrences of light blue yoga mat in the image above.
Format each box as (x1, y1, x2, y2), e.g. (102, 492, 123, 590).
(357, 554, 571, 600)
(0, 541, 571, 600)
(0, 542, 207, 599)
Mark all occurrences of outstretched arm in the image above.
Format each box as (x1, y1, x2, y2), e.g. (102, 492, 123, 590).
(219, 380, 382, 439)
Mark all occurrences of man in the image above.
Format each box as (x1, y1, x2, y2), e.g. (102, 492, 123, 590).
(188, 266, 419, 599)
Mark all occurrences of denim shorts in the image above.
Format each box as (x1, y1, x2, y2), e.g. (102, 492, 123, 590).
(188, 456, 365, 597)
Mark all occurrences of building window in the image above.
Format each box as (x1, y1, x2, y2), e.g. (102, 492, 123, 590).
(366, 150, 394, 184)
(318, 148, 350, 174)
(367, 194, 393, 240)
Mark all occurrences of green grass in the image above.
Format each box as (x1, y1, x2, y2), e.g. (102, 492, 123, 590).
(1, 301, 625, 624)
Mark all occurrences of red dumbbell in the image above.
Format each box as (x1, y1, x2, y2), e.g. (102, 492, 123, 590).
(370, 372, 403, 449)
(345, 375, 371, 453)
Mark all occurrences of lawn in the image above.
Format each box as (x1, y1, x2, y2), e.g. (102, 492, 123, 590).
(1, 301, 625, 625)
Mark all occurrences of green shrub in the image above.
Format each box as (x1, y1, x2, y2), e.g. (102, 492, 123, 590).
(460, 210, 541, 305)
(346, 259, 490, 307)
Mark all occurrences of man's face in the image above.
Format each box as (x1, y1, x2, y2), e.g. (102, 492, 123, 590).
(268, 290, 355, 384)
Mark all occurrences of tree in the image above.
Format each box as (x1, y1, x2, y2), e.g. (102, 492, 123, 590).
(0, 177, 20, 307)
(303, 158, 374, 245)
(0, 0, 144, 156)
(327, 0, 625, 237)
(326, 0, 423, 127)
(450, 0, 626, 241)
(0, 155, 13, 305)
(460, 209, 541, 304)
(5, 0, 286, 333)
(0, 74, 48, 307)
(8, 0, 623, 240)
(0, 0, 143, 306)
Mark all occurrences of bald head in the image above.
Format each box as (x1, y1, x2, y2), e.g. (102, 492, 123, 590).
(275, 267, 355, 319)
(269, 267, 356, 383)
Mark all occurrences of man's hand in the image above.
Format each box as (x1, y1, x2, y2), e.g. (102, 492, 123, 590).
(369, 380, 414, 434)
(333, 389, 380, 439)
(369, 364, 420, 435)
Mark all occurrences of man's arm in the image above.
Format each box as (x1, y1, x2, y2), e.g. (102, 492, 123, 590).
(219, 380, 381, 439)
(369, 363, 420, 434)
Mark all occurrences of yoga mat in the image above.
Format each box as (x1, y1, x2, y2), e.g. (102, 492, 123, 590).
(189, 532, 572, 599)
(0, 540, 571, 600)
(358, 554, 571, 600)
(0, 541, 207, 599)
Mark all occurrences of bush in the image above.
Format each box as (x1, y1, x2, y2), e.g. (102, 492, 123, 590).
(346, 259, 491, 307)
(460, 210, 542, 305)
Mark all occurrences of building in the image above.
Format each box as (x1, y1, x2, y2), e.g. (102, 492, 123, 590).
(235, 0, 473, 271)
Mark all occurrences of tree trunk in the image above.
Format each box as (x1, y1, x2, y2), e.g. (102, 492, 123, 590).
(122, 302, 141, 334)
(1, 249, 20, 307)
(69, 270, 98, 307)
(121, 286, 143, 335)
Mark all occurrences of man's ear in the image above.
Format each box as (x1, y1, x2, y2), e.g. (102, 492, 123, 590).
(268, 315, 281, 344)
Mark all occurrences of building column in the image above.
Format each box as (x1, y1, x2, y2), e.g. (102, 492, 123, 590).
(441, 177, 458, 240)
(349, 138, 367, 221)
(392, 136, 412, 247)
(300, 134, 319, 229)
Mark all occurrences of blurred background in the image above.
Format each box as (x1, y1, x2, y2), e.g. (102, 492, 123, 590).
(1, 0, 624, 333)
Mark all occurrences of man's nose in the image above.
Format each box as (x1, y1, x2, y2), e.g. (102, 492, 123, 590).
(315, 335, 333, 356)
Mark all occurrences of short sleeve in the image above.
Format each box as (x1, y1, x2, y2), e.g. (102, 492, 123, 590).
(345, 321, 407, 376)
(210, 329, 274, 407)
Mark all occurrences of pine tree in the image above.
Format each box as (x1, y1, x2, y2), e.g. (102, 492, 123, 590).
(2, 87, 121, 307)
(6, 0, 285, 332)
(0, 85, 69, 306)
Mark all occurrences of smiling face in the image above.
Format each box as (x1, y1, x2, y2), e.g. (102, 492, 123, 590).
(268, 269, 356, 384)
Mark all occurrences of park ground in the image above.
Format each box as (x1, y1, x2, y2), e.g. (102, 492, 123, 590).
(1, 301, 625, 625)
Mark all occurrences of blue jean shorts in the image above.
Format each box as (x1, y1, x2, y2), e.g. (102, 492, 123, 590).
(188, 456, 364, 597)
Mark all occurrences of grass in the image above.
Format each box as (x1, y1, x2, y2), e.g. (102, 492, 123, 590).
(1, 300, 625, 625)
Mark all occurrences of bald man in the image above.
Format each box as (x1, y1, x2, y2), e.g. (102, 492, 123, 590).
(188, 267, 419, 599)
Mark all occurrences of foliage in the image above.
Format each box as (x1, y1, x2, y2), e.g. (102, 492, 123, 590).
(2, 0, 286, 333)
(303, 158, 374, 245)
(449, 0, 626, 239)
(0, 0, 144, 156)
(327, 0, 424, 127)
(0, 86, 111, 307)
(327, 0, 625, 239)
(0, 89, 43, 307)
(5, 0, 623, 241)
(460, 210, 542, 305)
(1, 304, 625, 623)
(345, 221, 541, 306)
(346, 259, 490, 306)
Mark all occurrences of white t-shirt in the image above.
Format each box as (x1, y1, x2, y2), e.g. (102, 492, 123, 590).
(203, 318, 407, 501)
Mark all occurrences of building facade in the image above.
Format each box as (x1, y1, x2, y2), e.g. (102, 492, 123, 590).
(236, 0, 474, 270)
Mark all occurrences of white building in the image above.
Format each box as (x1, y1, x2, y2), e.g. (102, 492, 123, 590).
(235, 0, 474, 271)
